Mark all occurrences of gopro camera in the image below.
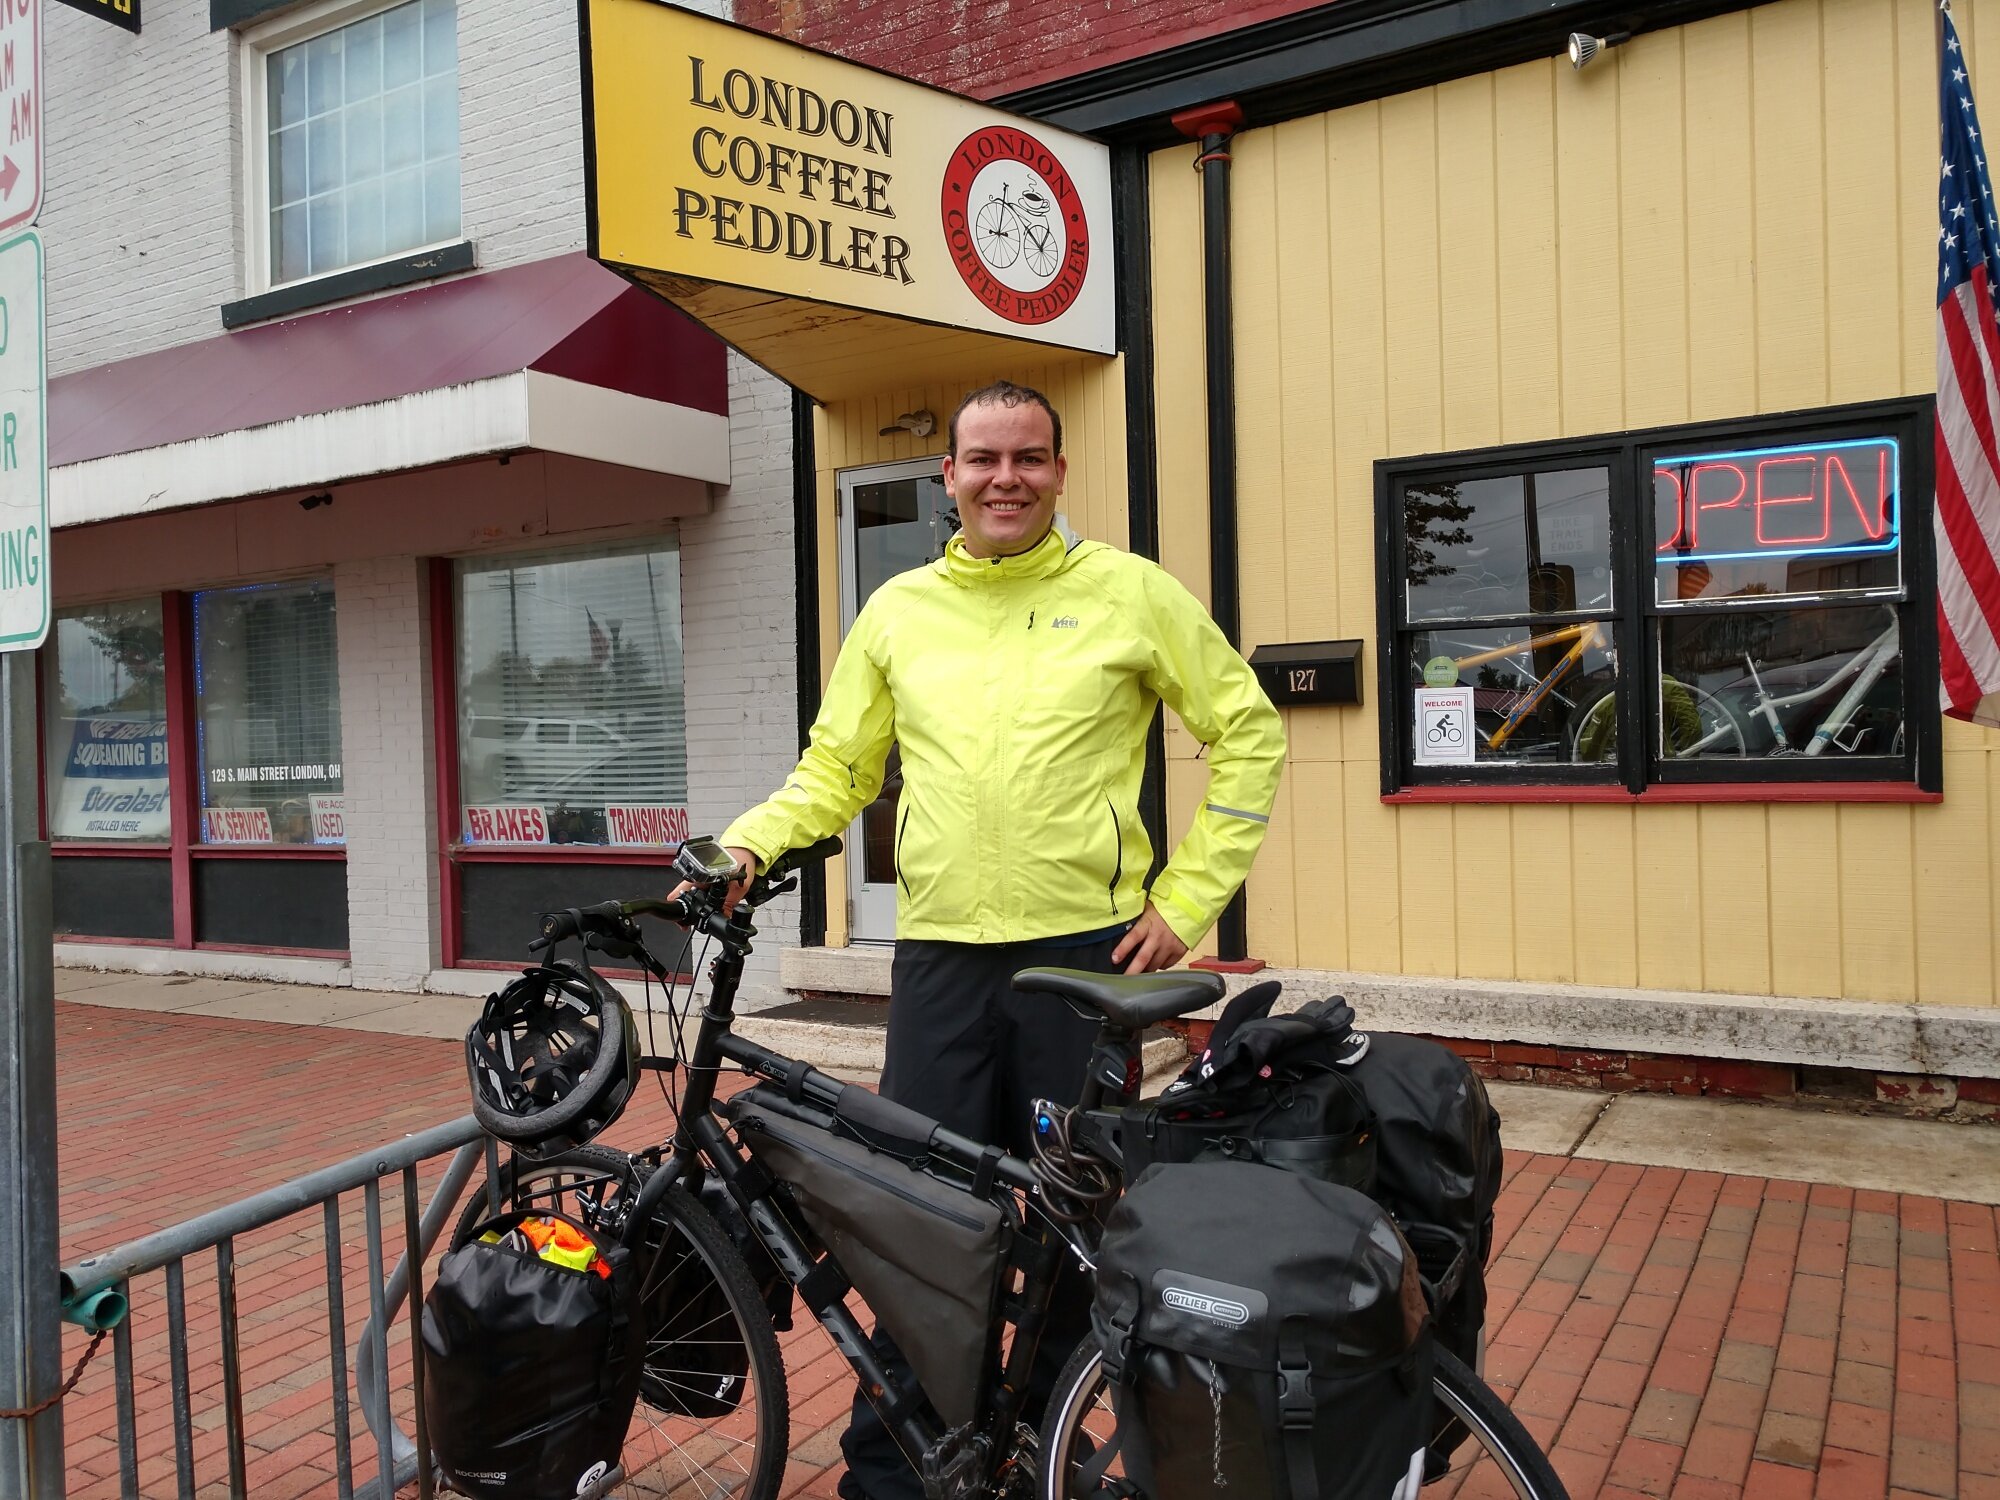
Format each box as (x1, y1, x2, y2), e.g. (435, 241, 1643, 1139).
(673, 836, 745, 888)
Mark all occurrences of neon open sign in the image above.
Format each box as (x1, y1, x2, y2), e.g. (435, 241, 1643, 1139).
(1654, 436, 1899, 564)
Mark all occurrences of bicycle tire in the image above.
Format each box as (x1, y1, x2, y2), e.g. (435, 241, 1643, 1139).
(455, 1146, 791, 1500)
(1565, 679, 1749, 761)
(1035, 1339, 1569, 1500)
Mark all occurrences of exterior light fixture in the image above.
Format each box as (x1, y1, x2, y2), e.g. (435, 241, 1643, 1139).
(878, 410, 937, 438)
(1567, 30, 1630, 68)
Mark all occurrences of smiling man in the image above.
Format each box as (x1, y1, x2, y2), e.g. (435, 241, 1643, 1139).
(712, 378, 1285, 1500)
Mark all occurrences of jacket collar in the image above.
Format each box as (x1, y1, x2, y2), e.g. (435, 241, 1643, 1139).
(939, 525, 1073, 586)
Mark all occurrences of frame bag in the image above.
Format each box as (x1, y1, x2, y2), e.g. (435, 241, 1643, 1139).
(724, 1084, 1010, 1427)
(422, 1209, 642, 1500)
(1093, 1161, 1433, 1500)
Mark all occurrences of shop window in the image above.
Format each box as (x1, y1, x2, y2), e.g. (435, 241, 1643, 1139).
(455, 540, 688, 847)
(194, 579, 346, 845)
(42, 599, 171, 843)
(1377, 402, 1935, 793)
(253, 0, 460, 288)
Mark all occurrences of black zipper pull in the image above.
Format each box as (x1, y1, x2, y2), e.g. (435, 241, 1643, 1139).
(1028, 609, 1035, 630)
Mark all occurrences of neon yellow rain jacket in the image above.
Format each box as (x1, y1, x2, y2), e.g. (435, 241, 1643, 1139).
(722, 527, 1285, 947)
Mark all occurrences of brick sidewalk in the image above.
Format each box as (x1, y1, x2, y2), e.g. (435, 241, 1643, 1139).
(46, 999, 2000, 1498)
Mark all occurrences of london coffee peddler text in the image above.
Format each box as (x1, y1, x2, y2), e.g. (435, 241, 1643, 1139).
(676, 57, 913, 284)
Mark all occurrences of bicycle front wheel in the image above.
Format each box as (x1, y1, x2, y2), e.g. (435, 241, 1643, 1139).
(1036, 1340, 1568, 1500)
(456, 1146, 791, 1500)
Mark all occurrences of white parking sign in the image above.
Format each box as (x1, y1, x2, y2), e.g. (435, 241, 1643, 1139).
(0, 228, 43, 651)
(1413, 687, 1476, 765)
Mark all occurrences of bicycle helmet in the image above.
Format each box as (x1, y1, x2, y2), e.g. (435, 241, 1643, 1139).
(465, 960, 640, 1157)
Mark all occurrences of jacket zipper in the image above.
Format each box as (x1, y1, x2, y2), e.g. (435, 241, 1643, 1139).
(895, 804, 911, 896)
(1105, 795, 1122, 917)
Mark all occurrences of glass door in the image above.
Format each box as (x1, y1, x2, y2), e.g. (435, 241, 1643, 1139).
(837, 458, 955, 942)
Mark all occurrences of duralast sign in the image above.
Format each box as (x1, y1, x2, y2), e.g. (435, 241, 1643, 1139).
(582, 0, 1114, 356)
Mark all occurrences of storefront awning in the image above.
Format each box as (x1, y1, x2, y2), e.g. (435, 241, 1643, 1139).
(50, 253, 731, 528)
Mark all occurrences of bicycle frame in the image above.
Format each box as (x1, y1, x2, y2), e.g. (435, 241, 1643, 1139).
(1447, 620, 1607, 751)
(597, 896, 1142, 1488)
(1738, 615, 1900, 756)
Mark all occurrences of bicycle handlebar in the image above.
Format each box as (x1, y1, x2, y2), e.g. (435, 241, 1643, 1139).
(524, 837, 844, 956)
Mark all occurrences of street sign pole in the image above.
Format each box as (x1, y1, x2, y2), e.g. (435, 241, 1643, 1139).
(0, 642, 57, 1500)
(0, 2, 55, 1479)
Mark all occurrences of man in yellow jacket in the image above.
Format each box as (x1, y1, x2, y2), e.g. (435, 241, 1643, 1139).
(716, 380, 1284, 1500)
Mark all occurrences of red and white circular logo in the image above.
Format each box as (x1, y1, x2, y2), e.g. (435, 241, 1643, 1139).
(940, 126, 1091, 326)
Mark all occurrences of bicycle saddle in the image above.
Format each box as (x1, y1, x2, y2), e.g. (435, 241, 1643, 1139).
(1011, 967, 1226, 1029)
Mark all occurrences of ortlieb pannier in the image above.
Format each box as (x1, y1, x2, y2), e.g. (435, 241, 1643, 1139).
(1128, 987, 1503, 1471)
(723, 1084, 1009, 1427)
(422, 1209, 642, 1500)
(1341, 1031, 1502, 1460)
(1092, 1161, 1434, 1500)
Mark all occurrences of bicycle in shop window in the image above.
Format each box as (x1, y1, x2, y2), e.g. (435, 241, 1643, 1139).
(452, 837, 1571, 1500)
(1420, 606, 1903, 764)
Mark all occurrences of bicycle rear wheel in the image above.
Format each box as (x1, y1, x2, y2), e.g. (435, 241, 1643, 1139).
(1036, 1340, 1568, 1500)
(456, 1146, 790, 1500)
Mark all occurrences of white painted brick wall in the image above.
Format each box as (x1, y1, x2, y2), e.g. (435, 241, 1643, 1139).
(681, 352, 802, 1008)
(333, 554, 442, 987)
(41, 0, 728, 376)
(43, 0, 807, 999)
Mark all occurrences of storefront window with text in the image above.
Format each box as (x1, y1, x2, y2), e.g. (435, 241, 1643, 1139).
(455, 541, 687, 847)
(43, 599, 170, 843)
(1378, 405, 1929, 792)
(194, 580, 346, 845)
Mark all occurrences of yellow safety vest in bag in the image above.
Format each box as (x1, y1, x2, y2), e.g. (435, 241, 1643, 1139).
(724, 528, 1285, 947)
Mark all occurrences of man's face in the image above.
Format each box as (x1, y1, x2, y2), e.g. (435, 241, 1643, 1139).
(942, 400, 1067, 558)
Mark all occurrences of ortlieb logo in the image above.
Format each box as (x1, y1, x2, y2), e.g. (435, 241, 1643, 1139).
(1162, 1285, 1250, 1326)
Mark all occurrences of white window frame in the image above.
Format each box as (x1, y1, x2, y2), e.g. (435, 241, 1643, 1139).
(239, 0, 464, 296)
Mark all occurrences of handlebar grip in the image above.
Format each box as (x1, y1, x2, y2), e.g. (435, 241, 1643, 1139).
(834, 1084, 938, 1150)
(623, 896, 695, 924)
(765, 835, 844, 883)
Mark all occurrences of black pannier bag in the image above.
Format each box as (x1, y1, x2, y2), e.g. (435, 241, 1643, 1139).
(422, 1209, 643, 1500)
(1121, 985, 1377, 1192)
(723, 1084, 1009, 1427)
(1092, 1161, 1433, 1500)
(1339, 1030, 1503, 1462)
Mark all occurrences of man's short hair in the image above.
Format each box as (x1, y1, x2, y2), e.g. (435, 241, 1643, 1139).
(947, 380, 1064, 458)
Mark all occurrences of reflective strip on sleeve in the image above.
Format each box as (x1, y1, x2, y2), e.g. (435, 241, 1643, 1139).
(1205, 802, 1271, 825)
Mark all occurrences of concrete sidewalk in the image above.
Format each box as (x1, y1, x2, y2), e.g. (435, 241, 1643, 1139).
(44, 965, 2000, 1499)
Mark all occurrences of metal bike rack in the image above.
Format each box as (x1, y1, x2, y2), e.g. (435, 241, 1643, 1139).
(57, 1116, 490, 1500)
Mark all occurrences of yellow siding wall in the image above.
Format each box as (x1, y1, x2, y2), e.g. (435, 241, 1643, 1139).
(814, 356, 1129, 943)
(1151, 0, 2000, 1006)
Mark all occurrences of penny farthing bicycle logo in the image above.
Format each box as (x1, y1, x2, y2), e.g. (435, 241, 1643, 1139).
(940, 126, 1090, 326)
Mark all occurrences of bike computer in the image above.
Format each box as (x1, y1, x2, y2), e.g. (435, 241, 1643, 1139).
(674, 837, 744, 887)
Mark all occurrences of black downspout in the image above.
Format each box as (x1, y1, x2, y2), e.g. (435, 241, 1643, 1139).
(1174, 101, 1248, 963)
(1112, 144, 1172, 885)
(791, 387, 827, 947)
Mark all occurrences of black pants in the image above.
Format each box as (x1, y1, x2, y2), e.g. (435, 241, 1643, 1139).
(837, 934, 1121, 1500)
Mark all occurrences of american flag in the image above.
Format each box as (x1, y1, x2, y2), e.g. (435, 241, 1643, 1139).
(1938, 1, 2000, 725)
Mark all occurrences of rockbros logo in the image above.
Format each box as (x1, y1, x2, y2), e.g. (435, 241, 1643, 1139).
(1162, 1285, 1251, 1327)
(940, 126, 1090, 326)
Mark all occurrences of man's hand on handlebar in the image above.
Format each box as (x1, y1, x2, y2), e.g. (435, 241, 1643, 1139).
(1112, 901, 1189, 974)
(667, 845, 760, 916)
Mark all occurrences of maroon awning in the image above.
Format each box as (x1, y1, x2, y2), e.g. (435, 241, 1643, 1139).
(51, 253, 727, 469)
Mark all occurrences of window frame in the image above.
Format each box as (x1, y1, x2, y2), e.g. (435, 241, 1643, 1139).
(1374, 397, 1941, 799)
(238, 0, 464, 298)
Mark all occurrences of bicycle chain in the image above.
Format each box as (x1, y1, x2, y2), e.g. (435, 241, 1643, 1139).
(0, 1329, 108, 1421)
